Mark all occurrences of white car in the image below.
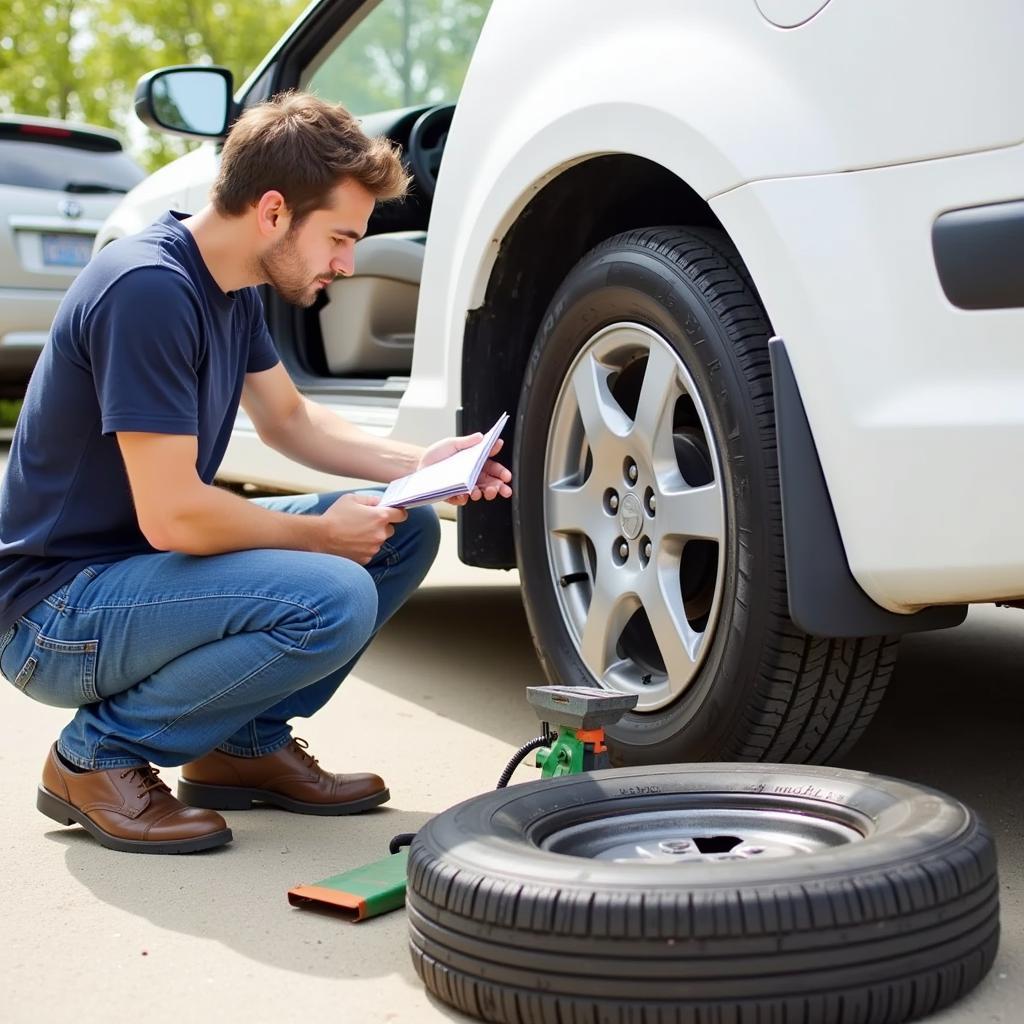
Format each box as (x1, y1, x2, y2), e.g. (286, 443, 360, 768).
(96, 0, 1024, 767)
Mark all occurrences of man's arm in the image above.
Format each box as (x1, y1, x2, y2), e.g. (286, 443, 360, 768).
(241, 363, 422, 482)
(117, 432, 405, 561)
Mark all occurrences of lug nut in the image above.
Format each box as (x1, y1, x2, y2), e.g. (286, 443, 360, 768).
(647, 493, 656, 515)
(643, 540, 652, 559)
(609, 494, 619, 511)
(628, 464, 638, 483)
(659, 839, 691, 854)
(618, 542, 629, 560)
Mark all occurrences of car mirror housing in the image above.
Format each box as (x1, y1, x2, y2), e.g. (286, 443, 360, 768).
(134, 66, 235, 140)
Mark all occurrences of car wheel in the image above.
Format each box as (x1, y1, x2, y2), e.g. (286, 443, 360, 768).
(408, 763, 999, 1024)
(513, 227, 899, 765)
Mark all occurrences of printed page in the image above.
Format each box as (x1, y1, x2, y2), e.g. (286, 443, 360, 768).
(380, 413, 508, 508)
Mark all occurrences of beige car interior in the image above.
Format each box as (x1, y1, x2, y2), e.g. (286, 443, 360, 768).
(318, 231, 425, 375)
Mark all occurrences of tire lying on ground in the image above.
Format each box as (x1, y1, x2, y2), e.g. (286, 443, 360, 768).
(408, 764, 999, 1024)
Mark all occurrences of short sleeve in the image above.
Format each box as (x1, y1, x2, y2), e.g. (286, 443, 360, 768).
(246, 289, 280, 373)
(87, 267, 202, 436)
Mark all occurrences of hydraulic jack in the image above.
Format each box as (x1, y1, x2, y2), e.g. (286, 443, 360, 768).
(286, 685, 638, 921)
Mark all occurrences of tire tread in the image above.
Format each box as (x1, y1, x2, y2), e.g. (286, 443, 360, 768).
(409, 804, 999, 1023)
(601, 226, 897, 766)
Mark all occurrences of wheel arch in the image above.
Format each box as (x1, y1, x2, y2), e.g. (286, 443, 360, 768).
(457, 161, 969, 640)
(457, 154, 721, 569)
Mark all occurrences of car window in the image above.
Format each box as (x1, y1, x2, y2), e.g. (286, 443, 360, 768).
(0, 140, 144, 194)
(303, 0, 492, 114)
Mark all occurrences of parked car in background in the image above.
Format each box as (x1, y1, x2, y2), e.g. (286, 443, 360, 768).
(97, 0, 1024, 769)
(0, 115, 144, 398)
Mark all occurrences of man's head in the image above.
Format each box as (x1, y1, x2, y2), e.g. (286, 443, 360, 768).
(209, 92, 410, 306)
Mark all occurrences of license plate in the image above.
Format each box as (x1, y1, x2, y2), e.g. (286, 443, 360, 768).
(41, 232, 93, 269)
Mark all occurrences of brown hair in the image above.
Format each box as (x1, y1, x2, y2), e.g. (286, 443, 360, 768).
(210, 91, 410, 224)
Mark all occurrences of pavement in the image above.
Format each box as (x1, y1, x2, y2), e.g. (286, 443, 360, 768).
(0, 456, 1020, 1022)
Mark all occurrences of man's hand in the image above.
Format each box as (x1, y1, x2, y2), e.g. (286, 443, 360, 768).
(320, 493, 408, 564)
(418, 434, 514, 506)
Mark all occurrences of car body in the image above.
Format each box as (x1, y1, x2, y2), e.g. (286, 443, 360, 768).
(97, 0, 1024, 765)
(0, 116, 144, 397)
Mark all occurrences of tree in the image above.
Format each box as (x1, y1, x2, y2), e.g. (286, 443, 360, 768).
(304, 0, 491, 114)
(0, 0, 307, 170)
(0, 1, 81, 120)
(0, 0, 494, 172)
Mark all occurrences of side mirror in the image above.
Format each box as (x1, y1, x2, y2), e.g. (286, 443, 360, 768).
(134, 66, 235, 140)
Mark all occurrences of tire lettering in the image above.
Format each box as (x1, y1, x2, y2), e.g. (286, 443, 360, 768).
(618, 785, 663, 796)
(744, 782, 849, 804)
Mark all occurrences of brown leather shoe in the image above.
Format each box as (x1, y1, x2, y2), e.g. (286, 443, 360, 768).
(178, 738, 390, 816)
(38, 745, 232, 854)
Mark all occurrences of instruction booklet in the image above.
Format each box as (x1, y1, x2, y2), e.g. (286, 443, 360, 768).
(379, 412, 509, 509)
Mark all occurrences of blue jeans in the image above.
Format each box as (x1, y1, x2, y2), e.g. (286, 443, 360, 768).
(0, 491, 439, 770)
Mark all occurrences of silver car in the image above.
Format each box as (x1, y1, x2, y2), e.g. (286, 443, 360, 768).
(0, 116, 144, 398)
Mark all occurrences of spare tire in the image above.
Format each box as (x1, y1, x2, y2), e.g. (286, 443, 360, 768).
(408, 764, 998, 1024)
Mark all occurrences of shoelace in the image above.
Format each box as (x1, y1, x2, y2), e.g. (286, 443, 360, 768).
(119, 765, 171, 796)
(292, 737, 321, 769)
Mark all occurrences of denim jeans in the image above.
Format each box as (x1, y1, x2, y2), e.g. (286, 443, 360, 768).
(0, 490, 440, 770)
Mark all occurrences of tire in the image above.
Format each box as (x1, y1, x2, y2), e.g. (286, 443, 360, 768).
(513, 226, 899, 766)
(408, 763, 999, 1024)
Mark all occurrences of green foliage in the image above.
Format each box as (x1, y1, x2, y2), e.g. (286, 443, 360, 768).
(0, 0, 307, 171)
(307, 0, 490, 114)
(0, 1, 80, 119)
(0, 0, 492, 173)
(0, 400, 23, 428)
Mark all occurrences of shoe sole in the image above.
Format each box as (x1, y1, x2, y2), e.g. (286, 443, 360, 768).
(37, 786, 233, 855)
(176, 779, 391, 816)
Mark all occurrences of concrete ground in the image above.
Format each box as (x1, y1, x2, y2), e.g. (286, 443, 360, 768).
(0, 496, 1019, 1021)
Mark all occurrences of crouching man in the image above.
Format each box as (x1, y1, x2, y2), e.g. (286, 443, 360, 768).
(0, 92, 511, 854)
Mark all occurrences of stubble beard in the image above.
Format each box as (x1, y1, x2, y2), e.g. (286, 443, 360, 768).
(258, 232, 322, 308)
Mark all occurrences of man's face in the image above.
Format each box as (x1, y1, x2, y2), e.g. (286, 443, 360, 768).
(258, 179, 375, 308)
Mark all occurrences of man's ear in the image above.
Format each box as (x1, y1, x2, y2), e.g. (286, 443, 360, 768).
(255, 190, 290, 238)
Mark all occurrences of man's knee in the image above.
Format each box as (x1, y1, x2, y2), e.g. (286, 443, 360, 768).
(317, 559, 378, 646)
(406, 503, 441, 559)
(270, 556, 377, 663)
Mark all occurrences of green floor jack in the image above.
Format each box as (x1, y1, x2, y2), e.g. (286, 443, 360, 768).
(286, 685, 638, 921)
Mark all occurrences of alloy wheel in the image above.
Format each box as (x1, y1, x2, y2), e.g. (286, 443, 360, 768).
(543, 322, 726, 712)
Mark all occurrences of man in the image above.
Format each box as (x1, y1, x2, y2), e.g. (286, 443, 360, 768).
(0, 92, 512, 855)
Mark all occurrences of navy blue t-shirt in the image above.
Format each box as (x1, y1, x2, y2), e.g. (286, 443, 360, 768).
(0, 211, 280, 632)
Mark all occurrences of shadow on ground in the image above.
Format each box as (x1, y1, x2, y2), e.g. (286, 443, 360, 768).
(355, 585, 544, 743)
(53, 800, 441, 982)
(47, 586, 538, 988)
(48, 596, 1022, 1011)
(836, 607, 1023, 840)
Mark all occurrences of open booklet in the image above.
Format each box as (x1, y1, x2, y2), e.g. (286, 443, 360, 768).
(379, 412, 509, 509)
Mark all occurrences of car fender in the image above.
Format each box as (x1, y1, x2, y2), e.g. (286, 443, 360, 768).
(408, 0, 1024, 425)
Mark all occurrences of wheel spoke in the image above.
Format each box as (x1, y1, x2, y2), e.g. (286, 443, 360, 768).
(572, 351, 631, 457)
(641, 565, 701, 683)
(580, 579, 638, 681)
(660, 482, 724, 543)
(631, 343, 681, 464)
(548, 478, 602, 537)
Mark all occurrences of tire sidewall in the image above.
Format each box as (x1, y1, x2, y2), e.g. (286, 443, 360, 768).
(414, 764, 973, 892)
(514, 237, 778, 761)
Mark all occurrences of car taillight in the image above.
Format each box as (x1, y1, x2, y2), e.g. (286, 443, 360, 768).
(18, 124, 73, 139)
